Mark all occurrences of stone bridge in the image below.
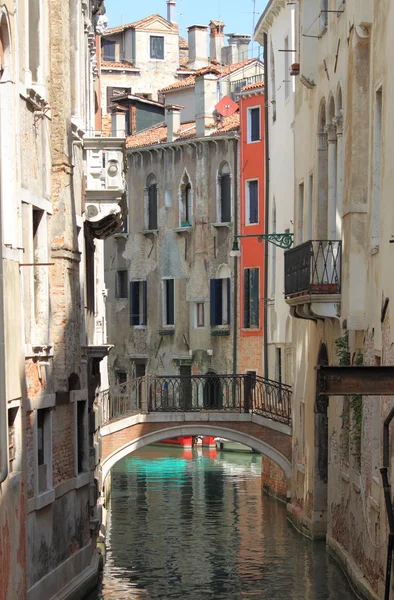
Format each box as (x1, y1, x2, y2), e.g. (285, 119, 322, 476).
(99, 374, 293, 487)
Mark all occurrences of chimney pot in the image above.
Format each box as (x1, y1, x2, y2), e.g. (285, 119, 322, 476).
(188, 25, 209, 70)
(165, 104, 183, 142)
(167, 0, 176, 24)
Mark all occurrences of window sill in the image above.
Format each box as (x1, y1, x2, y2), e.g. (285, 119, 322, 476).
(142, 229, 158, 236)
(28, 487, 56, 513)
(211, 222, 232, 228)
(319, 26, 328, 38)
(246, 139, 261, 145)
(114, 232, 129, 239)
(115, 296, 128, 301)
(211, 327, 230, 336)
(75, 471, 91, 489)
(174, 226, 192, 233)
(157, 328, 175, 336)
(132, 325, 147, 329)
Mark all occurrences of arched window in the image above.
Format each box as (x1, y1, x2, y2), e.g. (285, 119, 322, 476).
(217, 162, 231, 223)
(179, 170, 193, 226)
(316, 99, 328, 239)
(145, 174, 157, 230)
(327, 95, 337, 240)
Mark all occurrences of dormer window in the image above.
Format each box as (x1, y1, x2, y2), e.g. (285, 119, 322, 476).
(150, 36, 164, 60)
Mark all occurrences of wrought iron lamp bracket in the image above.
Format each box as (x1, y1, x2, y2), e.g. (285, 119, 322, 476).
(232, 232, 294, 251)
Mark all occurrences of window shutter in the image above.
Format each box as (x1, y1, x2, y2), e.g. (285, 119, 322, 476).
(210, 279, 216, 326)
(250, 268, 259, 327)
(142, 280, 148, 325)
(220, 175, 231, 222)
(227, 278, 231, 325)
(249, 181, 258, 223)
(130, 281, 140, 325)
(148, 184, 158, 230)
(244, 269, 250, 328)
(251, 108, 260, 141)
(167, 279, 175, 325)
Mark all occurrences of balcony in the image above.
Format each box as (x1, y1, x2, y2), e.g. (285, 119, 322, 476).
(83, 137, 126, 239)
(284, 240, 341, 320)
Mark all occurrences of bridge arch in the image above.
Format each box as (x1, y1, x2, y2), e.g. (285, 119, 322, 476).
(101, 423, 292, 486)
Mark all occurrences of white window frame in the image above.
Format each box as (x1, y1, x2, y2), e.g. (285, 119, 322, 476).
(149, 35, 165, 62)
(195, 302, 205, 329)
(161, 278, 175, 327)
(246, 178, 259, 225)
(247, 105, 261, 144)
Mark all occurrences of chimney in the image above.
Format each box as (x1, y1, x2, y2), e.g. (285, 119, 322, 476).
(167, 0, 176, 24)
(188, 25, 208, 70)
(221, 42, 237, 66)
(225, 33, 251, 62)
(195, 72, 218, 138)
(111, 109, 126, 137)
(209, 20, 225, 62)
(165, 104, 183, 142)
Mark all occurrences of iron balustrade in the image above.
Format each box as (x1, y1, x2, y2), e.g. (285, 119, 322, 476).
(101, 373, 292, 426)
(284, 240, 342, 298)
(228, 74, 264, 100)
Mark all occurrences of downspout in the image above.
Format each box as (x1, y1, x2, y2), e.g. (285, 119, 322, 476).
(232, 136, 239, 375)
(0, 137, 8, 484)
(381, 406, 394, 600)
(263, 32, 270, 380)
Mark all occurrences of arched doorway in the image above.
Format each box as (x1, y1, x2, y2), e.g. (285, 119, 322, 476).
(314, 343, 329, 532)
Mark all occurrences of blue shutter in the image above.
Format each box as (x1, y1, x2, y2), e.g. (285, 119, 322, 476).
(167, 279, 175, 325)
(251, 108, 260, 142)
(210, 279, 216, 326)
(250, 268, 259, 327)
(130, 281, 139, 325)
(249, 181, 258, 224)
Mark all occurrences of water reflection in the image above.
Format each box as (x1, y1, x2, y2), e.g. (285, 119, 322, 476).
(91, 446, 356, 600)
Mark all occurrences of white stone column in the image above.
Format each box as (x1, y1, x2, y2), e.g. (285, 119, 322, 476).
(334, 115, 343, 239)
(316, 131, 328, 240)
(326, 124, 337, 240)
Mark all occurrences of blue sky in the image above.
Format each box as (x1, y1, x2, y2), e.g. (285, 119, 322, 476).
(105, 0, 269, 57)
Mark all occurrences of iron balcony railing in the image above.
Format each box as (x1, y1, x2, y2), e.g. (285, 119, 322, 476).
(101, 373, 292, 427)
(284, 240, 342, 298)
(228, 74, 264, 100)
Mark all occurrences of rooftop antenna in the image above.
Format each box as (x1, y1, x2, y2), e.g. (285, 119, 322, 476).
(251, 0, 256, 58)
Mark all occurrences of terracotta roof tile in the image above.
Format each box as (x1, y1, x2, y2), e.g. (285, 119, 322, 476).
(105, 14, 178, 35)
(179, 36, 188, 49)
(161, 59, 258, 92)
(101, 61, 138, 70)
(241, 80, 264, 92)
(125, 112, 239, 149)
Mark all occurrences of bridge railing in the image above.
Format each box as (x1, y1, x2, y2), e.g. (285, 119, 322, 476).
(100, 373, 292, 426)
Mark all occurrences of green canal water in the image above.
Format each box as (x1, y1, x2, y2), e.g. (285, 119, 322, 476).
(91, 446, 357, 600)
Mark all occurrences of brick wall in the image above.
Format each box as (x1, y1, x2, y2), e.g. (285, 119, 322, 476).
(261, 455, 288, 502)
(52, 404, 75, 486)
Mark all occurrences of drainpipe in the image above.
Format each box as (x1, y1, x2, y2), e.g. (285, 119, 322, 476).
(263, 32, 269, 380)
(381, 406, 394, 600)
(0, 142, 8, 484)
(232, 136, 239, 376)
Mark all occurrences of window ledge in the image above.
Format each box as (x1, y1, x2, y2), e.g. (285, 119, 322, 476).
(211, 327, 230, 336)
(211, 222, 232, 228)
(113, 232, 129, 239)
(141, 229, 159, 236)
(319, 26, 328, 38)
(132, 325, 147, 329)
(75, 471, 91, 489)
(115, 296, 128, 301)
(174, 226, 192, 233)
(157, 328, 175, 336)
(28, 487, 56, 513)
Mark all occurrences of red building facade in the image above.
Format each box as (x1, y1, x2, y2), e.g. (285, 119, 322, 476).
(238, 82, 265, 375)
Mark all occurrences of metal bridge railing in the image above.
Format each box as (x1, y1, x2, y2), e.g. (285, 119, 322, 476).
(100, 374, 292, 427)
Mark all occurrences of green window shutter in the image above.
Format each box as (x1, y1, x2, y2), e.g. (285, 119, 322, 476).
(250, 268, 259, 327)
(244, 269, 250, 328)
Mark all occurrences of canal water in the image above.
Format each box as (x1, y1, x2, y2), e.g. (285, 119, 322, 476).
(91, 446, 356, 600)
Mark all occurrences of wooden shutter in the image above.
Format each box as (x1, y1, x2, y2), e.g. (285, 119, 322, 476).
(251, 108, 260, 141)
(130, 281, 140, 325)
(244, 269, 250, 328)
(249, 181, 258, 223)
(220, 175, 231, 222)
(210, 279, 216, 326)
(142, 280, 148, 325)
(148, 184, 158, 230)
(250, 268, 259, 327)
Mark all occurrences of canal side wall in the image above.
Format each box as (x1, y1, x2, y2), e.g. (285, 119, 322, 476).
(261, 456, 288, 504)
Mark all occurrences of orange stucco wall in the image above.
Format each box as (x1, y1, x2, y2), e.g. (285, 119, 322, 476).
(238, 89, 265, 374)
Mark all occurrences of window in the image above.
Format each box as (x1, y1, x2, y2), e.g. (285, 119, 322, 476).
(372, 87, 382, 249)
(307, 174, 313, 240)
(244, 268, 259, 328)
(248, 107, 260, 142)
(246, 180, 259, 224)
(8, 407, 18, 473)
(37, 408, 51, 493)
(103, 40, 115, 62)
(180, 172, 192, 226)
(218, 162, 231, 222)
(116, 270, 128, 298)
(77, 401, 87, 474)
(130, 280, 147, 326)
(320, 0, 328, 31)
(146, 176, 158, 230)
(162, 279, 175, 326)
(284, 36, 290, 99)
(150, 36, 164, 60)
(115, 370, 127, 385)
(29, 0, 40, 81)
(297, 182, 304, 244)
(195, 302, 205, 328)
(271, 202, 276, 297)
(33, 208, 48, 330)
(210, 278, 231, 326)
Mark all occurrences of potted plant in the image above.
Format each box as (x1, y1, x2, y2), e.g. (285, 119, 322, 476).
(290, 63, 300, 76)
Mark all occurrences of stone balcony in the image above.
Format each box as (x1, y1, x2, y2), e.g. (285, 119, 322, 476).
(284, 240, 341, 320)
(83, 136, 126, 239)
